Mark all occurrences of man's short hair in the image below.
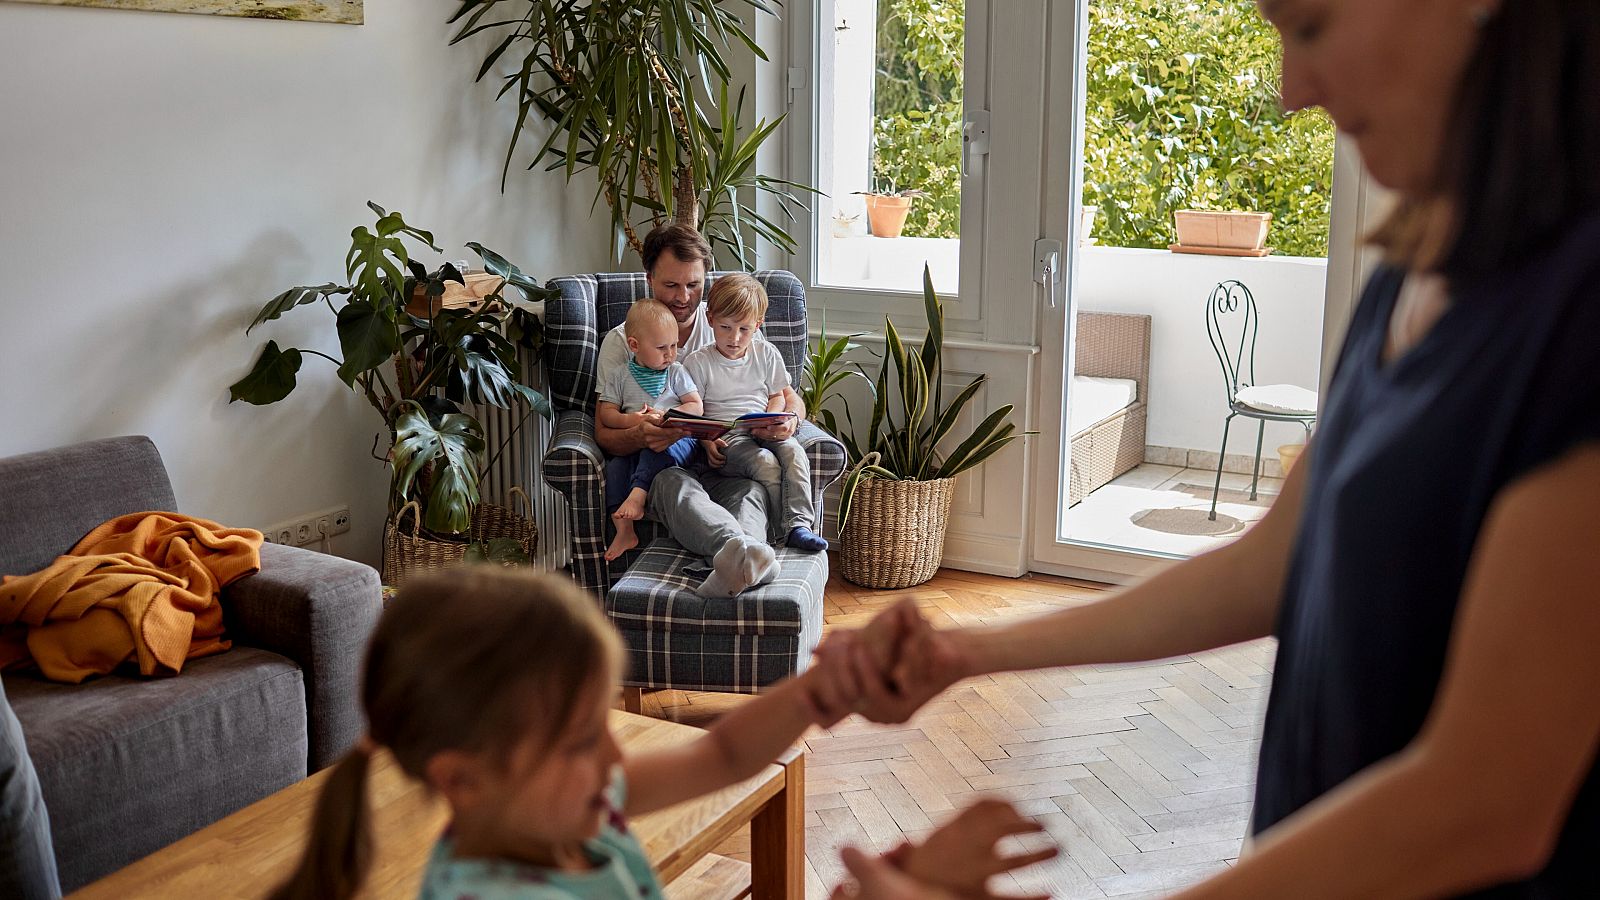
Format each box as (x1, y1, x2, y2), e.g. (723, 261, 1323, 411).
(641, 223, 714, 275)
(624, 298, 677, 338)
(704, 273, 768, 323)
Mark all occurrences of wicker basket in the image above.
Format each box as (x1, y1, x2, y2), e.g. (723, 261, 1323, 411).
(381, 488, 537, 586)
(839, 465, 957, 590)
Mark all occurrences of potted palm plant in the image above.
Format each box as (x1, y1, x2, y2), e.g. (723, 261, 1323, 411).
(227, 202, 556, 581)
(835, 265, 1028, 589)
(449, 0, 812, 268)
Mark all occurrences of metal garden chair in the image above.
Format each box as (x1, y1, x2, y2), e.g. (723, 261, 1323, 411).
(1205, 280, 1317, 520)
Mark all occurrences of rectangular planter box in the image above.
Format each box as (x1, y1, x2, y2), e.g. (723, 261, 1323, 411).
(1173, 210, 1272, 251)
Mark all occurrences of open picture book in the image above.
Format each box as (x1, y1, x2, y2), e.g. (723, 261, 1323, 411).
(660, 409, 798, 441)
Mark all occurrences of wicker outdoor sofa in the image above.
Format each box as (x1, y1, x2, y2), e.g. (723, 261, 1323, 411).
(1068, 311, 1152, 506)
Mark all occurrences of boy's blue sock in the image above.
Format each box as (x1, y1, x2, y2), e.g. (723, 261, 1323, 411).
(786, 525, 828, 552)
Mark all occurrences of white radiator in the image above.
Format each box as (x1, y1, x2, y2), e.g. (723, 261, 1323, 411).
(475, 348, 570, 571)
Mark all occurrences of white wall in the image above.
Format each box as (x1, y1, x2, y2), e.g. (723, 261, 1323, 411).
(0, 3, 610, 567)
(1076, 246, 1327, 455)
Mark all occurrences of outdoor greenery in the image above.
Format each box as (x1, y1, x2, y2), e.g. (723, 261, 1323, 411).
(872, 0, 1335, 257)
(873, 0, 963, 237)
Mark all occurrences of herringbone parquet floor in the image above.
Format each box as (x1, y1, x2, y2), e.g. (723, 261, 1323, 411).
(643, 564, 1274, 899)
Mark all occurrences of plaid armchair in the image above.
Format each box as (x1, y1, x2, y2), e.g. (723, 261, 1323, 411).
(542, 271, 847, 595)
(542, 271, 846, 694)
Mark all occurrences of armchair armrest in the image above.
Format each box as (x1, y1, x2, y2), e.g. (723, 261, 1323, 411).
(542, 408, 611, 596)
(224, 542, 381, 772)
(796, 418, 847, 490)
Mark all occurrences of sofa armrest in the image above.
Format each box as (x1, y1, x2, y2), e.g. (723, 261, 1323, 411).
(224, 542, 381, 772)
(0, 678, 59, 900)
(542, 408, 611, 596)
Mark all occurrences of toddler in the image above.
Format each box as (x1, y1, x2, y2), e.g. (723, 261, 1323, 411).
(597, 299, 701, 561)
(683, 275, 828, 552)
(267, 568, 1028, 899)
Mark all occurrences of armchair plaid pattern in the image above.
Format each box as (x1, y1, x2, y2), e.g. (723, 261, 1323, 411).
(541, 271, 847, 594)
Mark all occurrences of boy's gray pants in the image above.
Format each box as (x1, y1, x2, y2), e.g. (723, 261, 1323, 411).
(719, 433, 813, 535)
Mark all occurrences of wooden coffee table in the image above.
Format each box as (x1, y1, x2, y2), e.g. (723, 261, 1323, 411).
(69, 711, 803, 899)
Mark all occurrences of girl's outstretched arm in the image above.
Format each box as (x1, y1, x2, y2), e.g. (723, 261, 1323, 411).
(621, 661, 852, 816)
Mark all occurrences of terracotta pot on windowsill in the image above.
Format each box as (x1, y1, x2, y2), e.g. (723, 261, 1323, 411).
(864, 194, 915, 239)
(1171, 210, 1273, 257)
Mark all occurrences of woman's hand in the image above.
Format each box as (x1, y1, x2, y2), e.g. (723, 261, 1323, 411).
(830, 847, 960, 900)
(701, 438, 728, 467)
(829, 799, 1057, 900)
(899, 799, 1057, 898)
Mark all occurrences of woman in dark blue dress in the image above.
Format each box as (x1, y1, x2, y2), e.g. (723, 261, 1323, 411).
(824, 0, 1600, 896)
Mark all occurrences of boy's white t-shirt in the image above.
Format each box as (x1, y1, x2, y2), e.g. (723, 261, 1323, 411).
(683, 341, 792, 421)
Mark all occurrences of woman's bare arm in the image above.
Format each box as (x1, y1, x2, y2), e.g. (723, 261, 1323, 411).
(1168, 444, 1600, 898)
(833, 451, 1313, 724)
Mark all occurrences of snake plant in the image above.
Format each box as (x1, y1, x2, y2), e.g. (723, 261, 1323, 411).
(836, 265, 1029, 528)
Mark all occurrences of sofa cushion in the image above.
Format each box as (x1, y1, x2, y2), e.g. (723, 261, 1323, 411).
(606, 541, 827, 692)
(0, 436, 177, 579)
(4, 647, 308, 891)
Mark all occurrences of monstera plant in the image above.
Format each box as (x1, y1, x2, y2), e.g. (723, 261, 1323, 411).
(228, 201, 554, 536)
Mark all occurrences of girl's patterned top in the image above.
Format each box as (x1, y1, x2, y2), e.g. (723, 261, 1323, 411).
(419, 768, 663, 900)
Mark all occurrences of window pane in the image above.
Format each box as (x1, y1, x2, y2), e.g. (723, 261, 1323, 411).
(817, 0, 964, 293)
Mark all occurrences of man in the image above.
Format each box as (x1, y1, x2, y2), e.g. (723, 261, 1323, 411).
(594, 224, 808, 596)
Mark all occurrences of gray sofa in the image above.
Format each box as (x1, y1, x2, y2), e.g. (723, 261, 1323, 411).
(0, 436, 381, 895)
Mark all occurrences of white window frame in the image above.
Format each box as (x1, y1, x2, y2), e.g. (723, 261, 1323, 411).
(784, 0, 1022, 341)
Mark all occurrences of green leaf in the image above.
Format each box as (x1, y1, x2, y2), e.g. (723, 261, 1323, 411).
(937, 404, 1018, 478)
(247, 284, 349, 333)
(464, 537, 530, 567)
(228, 341, 302, 405)
(335, 299, 400, 386)
(390, 404, 485, 535)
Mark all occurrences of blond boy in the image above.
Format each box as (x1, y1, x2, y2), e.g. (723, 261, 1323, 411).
(683, 275, 827, 552)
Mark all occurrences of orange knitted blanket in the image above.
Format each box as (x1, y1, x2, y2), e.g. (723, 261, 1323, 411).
(0, 512, 263, 683)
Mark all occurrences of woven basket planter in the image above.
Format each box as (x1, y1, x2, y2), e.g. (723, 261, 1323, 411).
(839, 475, 957, 590)
(381, 488, 537, 586)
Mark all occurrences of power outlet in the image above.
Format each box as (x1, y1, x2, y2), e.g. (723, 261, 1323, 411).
(261, 504, 353, 549)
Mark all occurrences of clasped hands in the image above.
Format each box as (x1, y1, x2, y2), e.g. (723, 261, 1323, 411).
(801, 601, 1057, 899)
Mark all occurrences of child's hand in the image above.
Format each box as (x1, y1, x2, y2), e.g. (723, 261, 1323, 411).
(701, 438, 727, 468)
(897, 799, 1057, 899)
(640, 405, 665, 426)
(799, 631, 869, 726)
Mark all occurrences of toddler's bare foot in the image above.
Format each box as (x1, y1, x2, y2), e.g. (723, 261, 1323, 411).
(605, 517, 639, 562)
(615, 489, 648, 521)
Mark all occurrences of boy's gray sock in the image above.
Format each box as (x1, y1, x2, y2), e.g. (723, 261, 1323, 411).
(697, 537, 779, 597)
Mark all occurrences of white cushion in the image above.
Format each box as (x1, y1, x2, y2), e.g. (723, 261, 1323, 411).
(1235, 384, 1318, 416)
(1069, 376, 1138, 435)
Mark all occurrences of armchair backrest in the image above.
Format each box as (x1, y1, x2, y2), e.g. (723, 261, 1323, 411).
(544, 270, 808, 414)
(0, 436, 178, 577)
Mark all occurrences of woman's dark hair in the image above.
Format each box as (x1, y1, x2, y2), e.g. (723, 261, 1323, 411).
(641, 223, 715, 275)
(1376, 0, 1600, 278)
(268, 569, 622, 900)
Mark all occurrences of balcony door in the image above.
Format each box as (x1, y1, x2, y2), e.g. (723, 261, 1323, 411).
(1027, 1, 1372, 582)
